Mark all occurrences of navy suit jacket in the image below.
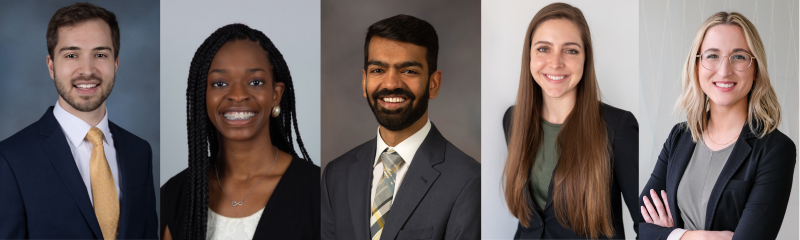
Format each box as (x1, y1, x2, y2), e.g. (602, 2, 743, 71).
(639, 122, 796, 240)
(321, 123, 480, 240)
(0, 107, 158, 239)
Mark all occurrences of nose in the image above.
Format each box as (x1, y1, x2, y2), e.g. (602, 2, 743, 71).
(78, 54, 94, 77)
(547, 51, 564, 69)
(717, 56, 734, 77)
(226, 81, 250, 102)
(383, 69, 404, 90)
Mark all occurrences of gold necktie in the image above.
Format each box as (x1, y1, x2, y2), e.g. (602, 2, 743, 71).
(86, 127, 119, 240)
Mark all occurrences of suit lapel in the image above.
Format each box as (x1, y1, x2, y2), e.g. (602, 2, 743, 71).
(109, 123, 131, 238)
(704, 125, 754, 229)
(380, 125, 443, 240)
(349, 138, 376, 240)
(667, 127, 696, 228)
(39, 108, 103, 238)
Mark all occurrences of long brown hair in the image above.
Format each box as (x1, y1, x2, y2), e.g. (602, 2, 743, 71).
(502, 2, 613, 238)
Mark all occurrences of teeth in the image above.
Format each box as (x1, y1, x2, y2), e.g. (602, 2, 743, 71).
(715, 82, 735, 88)
(382, 97, 405, 103)
(75, 84, 98, 89)
(223, 112, 256, 120)
(545, 74, 565, 80)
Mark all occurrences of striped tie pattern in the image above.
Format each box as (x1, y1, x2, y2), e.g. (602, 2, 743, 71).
(370, 148, 404, 240)
(86, 127, 119, 240)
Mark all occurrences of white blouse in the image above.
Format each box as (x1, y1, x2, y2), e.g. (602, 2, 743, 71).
(207, 207, 264, 240)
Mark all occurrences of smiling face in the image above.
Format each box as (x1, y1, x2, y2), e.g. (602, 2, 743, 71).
(362, 36, 439, 131)
(47, 19, 118, 112)
(529, 19, 585, 101)
(206, 40, 285, 141)
(697, 24, 755, 108)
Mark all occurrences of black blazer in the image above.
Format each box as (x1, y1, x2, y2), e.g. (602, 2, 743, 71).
(503, 104, 641, 239)
(639, 122, 796, 240)
(0, 107, 158, 239)
(160, 156, 320, 240)
(321, 123, 480, 240)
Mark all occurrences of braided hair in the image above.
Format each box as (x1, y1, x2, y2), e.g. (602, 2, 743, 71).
(183, 23, 310, 239)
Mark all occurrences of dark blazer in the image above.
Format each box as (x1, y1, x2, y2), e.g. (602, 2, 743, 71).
(321, 123, 480, 240)
(160, 156, 320, 240)
(0, 107, 158, 239)
(503, 104, 641, 239)
(639, 122, 796, 240)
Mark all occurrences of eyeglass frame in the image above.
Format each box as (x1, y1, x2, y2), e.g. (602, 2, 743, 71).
(695, 51, 757, 72)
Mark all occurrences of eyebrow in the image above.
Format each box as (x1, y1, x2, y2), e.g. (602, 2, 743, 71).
(532, 41, 582, 48)
(702, 48, 751, 53)
(367, 60, 424, 69)
(208, 68, 269, 74)
(58, 46, 113, 53)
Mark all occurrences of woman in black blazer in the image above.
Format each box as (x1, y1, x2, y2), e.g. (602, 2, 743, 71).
(160, 24, 320, 240)
(639, 12, 796, 240)
(501, 3, 641, 239)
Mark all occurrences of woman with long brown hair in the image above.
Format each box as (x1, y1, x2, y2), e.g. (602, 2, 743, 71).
(639, 12, 795, 240)
(502, 2, 641, 239)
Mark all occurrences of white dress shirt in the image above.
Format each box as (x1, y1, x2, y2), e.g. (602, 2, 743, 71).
(53, 100, 121, 205)
(370, 119, 431, 207)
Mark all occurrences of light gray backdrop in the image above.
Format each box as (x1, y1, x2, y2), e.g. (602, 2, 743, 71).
(639, 0, 799, 239)
(481, 0, 640, 239)
(159, 0, 321, 186)
(320, 0, 481, 171)
(0, 0, 160, 218)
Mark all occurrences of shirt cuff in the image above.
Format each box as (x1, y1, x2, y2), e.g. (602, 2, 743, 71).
(667, 228, 688, 240)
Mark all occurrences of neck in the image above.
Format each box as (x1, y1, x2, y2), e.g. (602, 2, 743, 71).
(379, 112, 428, 147)
(217, 134, 278, 179)
(58, 97, 106, 127)
(708, 98, 748, 133)
(541, 91, 577, 124)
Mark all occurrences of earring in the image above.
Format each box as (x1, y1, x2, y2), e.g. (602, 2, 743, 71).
(271, 105, 281, 118)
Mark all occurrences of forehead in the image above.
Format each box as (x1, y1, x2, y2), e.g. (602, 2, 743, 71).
(531, 19, 582, 45)
(700, 24, 750, 52)
(56, 19, 113, 48)
(367, 36, 427, 66)
(209, 40, 271, 70)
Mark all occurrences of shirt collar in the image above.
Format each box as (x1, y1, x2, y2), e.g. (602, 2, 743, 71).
(53, 100, 113, 148)
(374, 119, 431, 167)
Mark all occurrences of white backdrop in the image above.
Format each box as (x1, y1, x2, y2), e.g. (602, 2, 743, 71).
(159, 0, 321, 186)
(481, 0, 640, 239)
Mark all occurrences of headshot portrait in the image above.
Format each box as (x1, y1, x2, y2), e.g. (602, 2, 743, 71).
(481, 0, 640, 239)
(0, 1, 159, 239)
(639, 1, 798, 239)
(159, 0, 320, 239)
(320, 0, 481, 239)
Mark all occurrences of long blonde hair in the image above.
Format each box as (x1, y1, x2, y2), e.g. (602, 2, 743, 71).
(502, 2, 612, 238)
(676, 12, 781, 141)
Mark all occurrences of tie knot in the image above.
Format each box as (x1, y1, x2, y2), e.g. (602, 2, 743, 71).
(380, 148, 404, 171)
(86, 127, 104, 147)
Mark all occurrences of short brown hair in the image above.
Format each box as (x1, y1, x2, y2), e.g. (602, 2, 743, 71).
(47, 3, 120, 59)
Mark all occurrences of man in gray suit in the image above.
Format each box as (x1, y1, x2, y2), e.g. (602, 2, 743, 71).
(321, 14, 480, 240)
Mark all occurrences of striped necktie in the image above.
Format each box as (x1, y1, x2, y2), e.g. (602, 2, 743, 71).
(86, 127, 119, 239)
(370, 148, 404, 240)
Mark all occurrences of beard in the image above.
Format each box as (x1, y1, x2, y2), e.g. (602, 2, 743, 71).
(366, 83, 429, 131)
(54, 70, 114, 112)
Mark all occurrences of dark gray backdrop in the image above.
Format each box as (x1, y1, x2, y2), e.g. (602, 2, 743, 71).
(321, 0, 481, 170)
(0, 0, 160, 218)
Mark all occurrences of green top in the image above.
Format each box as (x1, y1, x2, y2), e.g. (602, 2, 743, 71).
(530, 120, 561, 210)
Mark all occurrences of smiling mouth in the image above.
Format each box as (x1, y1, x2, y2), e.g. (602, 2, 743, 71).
(75, 84, 98, 90)
(382, 97, 406, 103)
(544, 74, 566, 81)
(714, 82, 736, 88)
(222, 111, 257, 120)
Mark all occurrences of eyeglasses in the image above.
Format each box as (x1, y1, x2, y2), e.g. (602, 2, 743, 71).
(696, 50, 757, 71)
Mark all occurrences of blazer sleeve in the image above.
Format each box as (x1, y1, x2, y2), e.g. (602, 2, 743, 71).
(445, 173, 481, 240)
(613, 111, 643, 237)
(144, 145, 158, 239)
(730, 137, 796, 240)
(320, 161, 336, 240)
(639, 124, 684, 240)
(0, 152, 26, 238)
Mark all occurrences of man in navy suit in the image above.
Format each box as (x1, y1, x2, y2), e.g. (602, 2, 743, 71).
(0, 3, 157, 239)
(321, 15, 480, 240)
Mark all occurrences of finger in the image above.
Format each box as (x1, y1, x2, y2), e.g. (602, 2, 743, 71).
(640, 206, 653, 223)
(649, 189, 667, 220)
(642, 196, 658, 221)
(661, 190, 673, 224)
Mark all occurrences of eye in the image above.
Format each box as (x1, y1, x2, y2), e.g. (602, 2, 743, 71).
(537, 47, 549, 53)
(369, 69, 385, 74)
(211, 81, 227, 87)
(249, 79, 265, 86)
(706, 54, 720, 59)
(731, 54, 747, 60)
(401, 69, 418, 74)
(565, 49, 579, 54)
(95, 53, 108, 58)
(65, 54, 77, 59)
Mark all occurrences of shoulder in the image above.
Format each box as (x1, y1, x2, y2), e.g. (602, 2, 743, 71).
(287, 156, 321, 183)
(161, 168, 190, 196)
(325, 138, 373, 171)
(439, 139, 480, 176)
(602, 103, 638, 130)
(754, 128, 796, 156)
(0, 120, 44, 153)
(109, 121, 151, 147)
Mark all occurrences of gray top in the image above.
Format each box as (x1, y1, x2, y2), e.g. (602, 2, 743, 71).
(529, 120, 561, 210)
(676, 141, 735, 230)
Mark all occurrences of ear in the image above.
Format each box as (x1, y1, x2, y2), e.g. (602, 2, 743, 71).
(114, 56, 119, 73)
(272, 81, 286, 106)
(46, 55, 55, 80)
(362, 69, 368, 98)
(428, 70, 442, 99)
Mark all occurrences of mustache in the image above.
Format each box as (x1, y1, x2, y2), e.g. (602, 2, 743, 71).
(71, 74, 102, 84)
(371, 88, 417, 101)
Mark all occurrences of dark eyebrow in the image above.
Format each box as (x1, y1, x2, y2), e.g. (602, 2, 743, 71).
(58, 46, 80, 53)
(395, 61, 423, 69)
(563, 42, 581, 48)
(366, 60, 389, 68)
(93, 46, 113, 52)
(532, 41, 582, 49)
(208, 69, 227, 74)
(533, 41, 552, 46)
(246, 68, 268, 73)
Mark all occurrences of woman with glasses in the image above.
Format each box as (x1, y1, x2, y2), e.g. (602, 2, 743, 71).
(639, 12, 795, 240)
